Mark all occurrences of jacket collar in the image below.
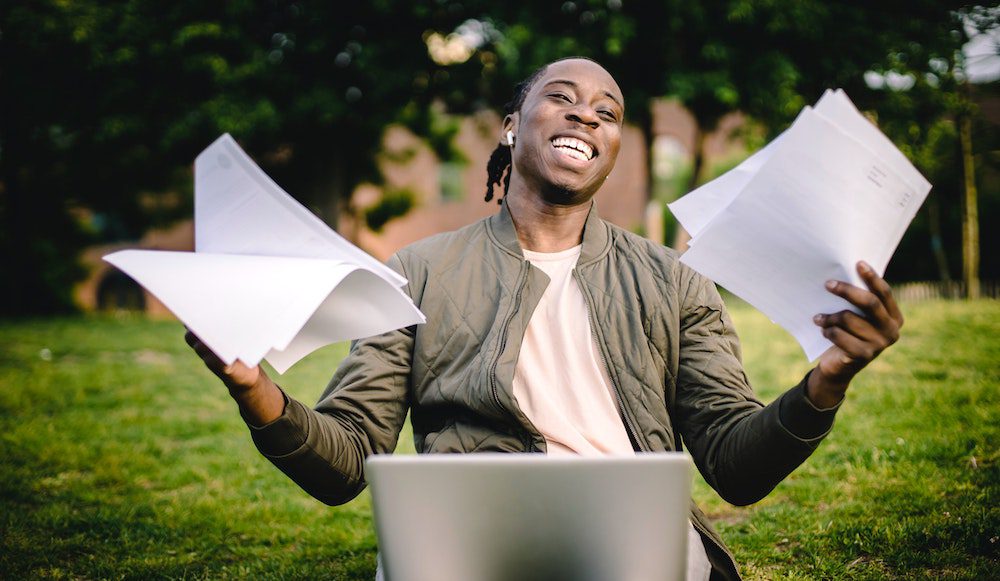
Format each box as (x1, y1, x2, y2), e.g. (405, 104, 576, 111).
(486, 198, 612, 265)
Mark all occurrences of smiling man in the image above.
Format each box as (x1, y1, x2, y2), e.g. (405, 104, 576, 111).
(187, 58, 904, 580)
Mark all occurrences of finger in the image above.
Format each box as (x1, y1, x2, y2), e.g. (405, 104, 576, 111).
(183, 328, 256, 389)
(814, 310, 884, 345)
(857, 261, 904, 327)
(817, 287, 900, 347)
(821, 326, 880, 364)
(825, 279, 892, 328)
(184, 328, 214, 352)
(193, 344, 219, 365)
(191, 339, 227, 371)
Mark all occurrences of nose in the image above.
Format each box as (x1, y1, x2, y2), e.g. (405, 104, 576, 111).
(566, 104, 600, 129)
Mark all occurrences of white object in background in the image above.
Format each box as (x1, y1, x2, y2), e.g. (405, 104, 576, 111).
(669, 91, 930, 361)
(104, 134, 425, 373)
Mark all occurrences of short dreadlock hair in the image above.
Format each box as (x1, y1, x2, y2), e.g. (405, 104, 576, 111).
(484, 57, 599, 204)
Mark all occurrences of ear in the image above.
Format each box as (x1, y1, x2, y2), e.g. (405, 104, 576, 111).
(500, 113, 519, 147)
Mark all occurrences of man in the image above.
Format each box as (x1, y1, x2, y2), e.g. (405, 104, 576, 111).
(187, 58, 903, 580)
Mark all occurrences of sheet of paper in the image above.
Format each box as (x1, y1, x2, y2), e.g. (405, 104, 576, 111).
(668, 132, 783, 238)
(815, 90, 930, 193)
(105, 135, 426, 373)
(195, 134, 405, 287)
(670, 93, 931, 360)
(670, 89, 931, 244)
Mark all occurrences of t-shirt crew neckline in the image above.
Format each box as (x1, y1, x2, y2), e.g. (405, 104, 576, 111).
(521, 244, 582, 262)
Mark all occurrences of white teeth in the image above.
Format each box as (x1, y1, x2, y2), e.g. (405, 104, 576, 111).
(551, 137, 594, 160)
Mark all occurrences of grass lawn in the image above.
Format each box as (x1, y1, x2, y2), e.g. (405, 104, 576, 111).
(1, 300, 997, 579)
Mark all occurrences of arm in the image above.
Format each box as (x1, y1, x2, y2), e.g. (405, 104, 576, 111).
(673, 261, 901, 506)
(186, 254, 416, 506)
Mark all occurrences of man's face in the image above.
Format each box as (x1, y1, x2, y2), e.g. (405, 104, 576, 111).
(508, 59, 625, 202)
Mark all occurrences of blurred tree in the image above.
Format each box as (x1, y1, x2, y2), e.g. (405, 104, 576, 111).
(836, 3, 999, 294)
(2, 0, 995, 316)
(706, 2, 999, 292)
(438, 0, 995, 261)
(0, 0, 465, 315)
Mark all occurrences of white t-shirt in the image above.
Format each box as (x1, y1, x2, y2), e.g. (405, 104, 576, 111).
(514, 245, 712, 581)
(514, 245, 634, 456)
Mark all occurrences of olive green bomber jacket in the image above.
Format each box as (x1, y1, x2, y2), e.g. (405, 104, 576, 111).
(248, 202, 841, 580)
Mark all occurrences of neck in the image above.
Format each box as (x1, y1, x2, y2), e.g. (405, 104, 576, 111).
(504, 187, 591, 253)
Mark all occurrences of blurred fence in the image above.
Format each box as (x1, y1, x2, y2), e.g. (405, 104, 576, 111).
(894, 280, 1000, 301)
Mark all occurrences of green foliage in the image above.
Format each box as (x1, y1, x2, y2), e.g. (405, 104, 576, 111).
(3, 0, 996, 315)
(859, 5, 1000, 283)
(0, 301, 997, 578)
(364, 188, 416, 233)
(460, 1, 998, 283)
(0, 1, 471, 316)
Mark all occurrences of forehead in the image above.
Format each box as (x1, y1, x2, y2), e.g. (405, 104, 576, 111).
(532, 59, 624, 106)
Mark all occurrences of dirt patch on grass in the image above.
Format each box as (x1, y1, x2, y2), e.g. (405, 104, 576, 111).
(706, 506, 750, 527)
(133, 350, 172, 366)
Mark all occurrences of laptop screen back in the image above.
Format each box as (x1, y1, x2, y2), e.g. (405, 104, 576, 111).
(365, 453, 692, 581)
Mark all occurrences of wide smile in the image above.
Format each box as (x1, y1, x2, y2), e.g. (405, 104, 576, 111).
(550, 135, 597, 163)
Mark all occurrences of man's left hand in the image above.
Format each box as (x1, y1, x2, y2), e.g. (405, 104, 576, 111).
(807, 261, 904, 408)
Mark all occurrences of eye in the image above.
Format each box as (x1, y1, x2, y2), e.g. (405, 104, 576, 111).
(548, 92, 572, 103)
(599, 109, 618, 121)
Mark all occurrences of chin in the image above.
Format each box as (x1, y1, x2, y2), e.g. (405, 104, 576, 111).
(541, 182, 592, 205)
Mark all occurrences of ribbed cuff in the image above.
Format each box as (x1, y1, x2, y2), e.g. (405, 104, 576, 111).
(777, 371, 843, 442)
(246, 393, 311, 458)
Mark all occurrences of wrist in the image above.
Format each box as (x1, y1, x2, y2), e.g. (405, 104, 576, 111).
(230, 372, 285, 427)
(806, 367, 850, 409)
(226, 368, 268, 398)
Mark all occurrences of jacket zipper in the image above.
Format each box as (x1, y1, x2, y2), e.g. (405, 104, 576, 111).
(489, 260, 537, 449)
(573, 268, 648, 453)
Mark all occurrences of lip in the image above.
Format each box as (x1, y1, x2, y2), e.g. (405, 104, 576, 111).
(549, 132, 599, 161)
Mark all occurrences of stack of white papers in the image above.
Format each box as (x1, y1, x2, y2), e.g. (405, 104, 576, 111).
(104, 134, 426, 373)
(669, 90, 931, 360)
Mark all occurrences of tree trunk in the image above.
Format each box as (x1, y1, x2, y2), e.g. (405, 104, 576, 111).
(926, 195, 951, 283)
(673, 126, 705, 251)
(320, 151, 351, 241)
(638, 106, 655, 206)
(638, 104, 665, 244)
(959, 111, 980, 299)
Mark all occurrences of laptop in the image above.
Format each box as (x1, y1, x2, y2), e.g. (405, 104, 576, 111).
(365, 453, 692, 581)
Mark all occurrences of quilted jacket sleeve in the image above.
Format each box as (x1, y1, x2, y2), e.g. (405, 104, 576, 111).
(672, 265, 841, 506)
(245, 254, 416, 506)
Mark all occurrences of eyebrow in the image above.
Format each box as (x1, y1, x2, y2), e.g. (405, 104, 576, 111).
(542, 79, 624, 109)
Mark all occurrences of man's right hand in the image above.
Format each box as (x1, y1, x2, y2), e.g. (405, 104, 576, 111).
(184, 329, 285, 426)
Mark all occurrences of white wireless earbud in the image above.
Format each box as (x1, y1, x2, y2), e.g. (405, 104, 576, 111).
(507, 131, 515, 146)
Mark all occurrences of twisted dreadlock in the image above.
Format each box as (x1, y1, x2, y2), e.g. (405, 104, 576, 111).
(483, 65, 550, 204)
